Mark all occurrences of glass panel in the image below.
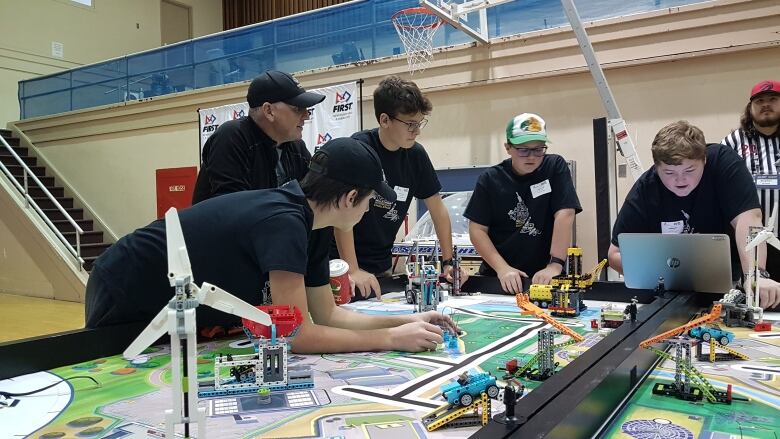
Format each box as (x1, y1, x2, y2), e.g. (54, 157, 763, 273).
(17, 0, 702, 119)
(128, 43, 192, 76)
(193, 26, 273, 62)
(72, 59, 126, 88)
(21, 90, 71, 118)
(72, 79, 128, 110)
(21, 72, 71, 97)
(277, 27, 374, 72)
(194, 47, 273, 89)
(128, 65, 194, 98)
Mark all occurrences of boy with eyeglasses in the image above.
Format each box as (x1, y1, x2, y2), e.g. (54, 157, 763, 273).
(464, 113, 581, 293)
(332, 75, 468, 299)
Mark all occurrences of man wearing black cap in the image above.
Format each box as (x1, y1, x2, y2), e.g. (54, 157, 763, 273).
(192, 70, 326, 203)
(86, 137, 458, 353)
(722, 80, 780, 284)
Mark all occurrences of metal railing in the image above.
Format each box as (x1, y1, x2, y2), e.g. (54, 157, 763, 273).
(0, 135, 84, 270)
(18, 0, 700, 119)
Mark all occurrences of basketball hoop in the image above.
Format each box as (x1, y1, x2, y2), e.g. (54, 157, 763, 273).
(392, 7, 443, 74)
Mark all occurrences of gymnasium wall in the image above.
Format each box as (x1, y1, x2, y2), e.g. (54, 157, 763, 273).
(0, 0, 222, 299)
(0, 0, 222, 124)
(10, 0, 780, 273)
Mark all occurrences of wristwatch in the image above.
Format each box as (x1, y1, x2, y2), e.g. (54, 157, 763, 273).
(549, 256, 566, 267)
(758, 268, 771, 279)
(441, 259, 454, 267)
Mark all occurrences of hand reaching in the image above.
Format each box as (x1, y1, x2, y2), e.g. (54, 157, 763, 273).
(387, 321, 444, 352)
(443, 265, 470, 286)
(757, 277, 780, 308)
(411, 310, 460, 335)
(497, 267, 527, 294)
(532, 264, 563, 285)
(350, 269, 381, 299)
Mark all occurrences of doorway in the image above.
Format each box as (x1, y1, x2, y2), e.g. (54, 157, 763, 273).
(161, 0, 192, 45)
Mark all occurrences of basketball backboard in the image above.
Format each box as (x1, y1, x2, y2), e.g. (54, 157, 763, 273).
(419, 0, 514, 43)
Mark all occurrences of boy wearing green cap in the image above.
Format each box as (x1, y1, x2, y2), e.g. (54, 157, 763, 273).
(464, 113, 582, 294)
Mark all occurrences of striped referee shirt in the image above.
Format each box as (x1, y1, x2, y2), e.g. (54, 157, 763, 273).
(721, 129, 780, 229)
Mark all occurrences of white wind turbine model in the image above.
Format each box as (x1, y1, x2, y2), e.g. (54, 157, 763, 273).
(123, 207, 271, 439)
(744, 205, 780, 310)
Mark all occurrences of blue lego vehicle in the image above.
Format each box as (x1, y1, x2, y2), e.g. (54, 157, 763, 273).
(688, 326, 734, 346)
(440, 372, 499, 407)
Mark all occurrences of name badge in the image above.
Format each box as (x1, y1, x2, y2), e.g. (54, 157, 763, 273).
(394, 186, 410, 202)
(530, 179, 552, 198)
(661, 220, 684, 234)
(755, 174, 780, 189)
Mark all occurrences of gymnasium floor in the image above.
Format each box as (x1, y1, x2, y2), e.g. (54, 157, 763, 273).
(0, 293, 83, 343)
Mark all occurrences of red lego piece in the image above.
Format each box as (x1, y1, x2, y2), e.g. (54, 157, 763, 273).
(199, 326, 226, 339)
(591, 319, 599, 329)
(242, 305, 303, 338)
(505, 359, 518, 375)
(753, 321, 772, 332)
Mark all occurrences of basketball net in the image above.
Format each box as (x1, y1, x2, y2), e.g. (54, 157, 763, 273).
(392, 7, 443, 75)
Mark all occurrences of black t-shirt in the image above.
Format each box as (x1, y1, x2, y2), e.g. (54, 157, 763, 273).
(612, 143, 760, 280)
(464, 155, 582, 276)
(331, 128, 442, 274)
(93, 181, 329, 326)
(191, 116, 330, 291)
(192, 116, 311, 204)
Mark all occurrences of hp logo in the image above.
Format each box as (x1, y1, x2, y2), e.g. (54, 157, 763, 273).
(666, 257, 681, 269)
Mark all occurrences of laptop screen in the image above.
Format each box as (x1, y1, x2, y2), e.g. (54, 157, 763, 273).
(618, 233, 734, 293)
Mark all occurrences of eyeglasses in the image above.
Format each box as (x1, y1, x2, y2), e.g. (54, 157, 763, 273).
(390, 116, 428, 132)
(512, 146, 547, 157)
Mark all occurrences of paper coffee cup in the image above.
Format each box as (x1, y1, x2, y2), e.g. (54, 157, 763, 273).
(329, 259, 352, 305)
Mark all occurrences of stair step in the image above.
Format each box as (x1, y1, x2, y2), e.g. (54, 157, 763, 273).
(29, 186, 64, 198)
(7, 164, 46, 178)
(0, 154, 36, 167)
(63, 230, 104, 245)
(0, 136, 20, 147)
(83, 256, 98, 272)
(11, 174, 54, 187)
(78, 243, 112, 258)
(0, 145, 28, 156)
(0, 129, 11, 137)
(32, 196, 73, 210)
(42, 207, 83, 221)
(52, 218, 93, 233)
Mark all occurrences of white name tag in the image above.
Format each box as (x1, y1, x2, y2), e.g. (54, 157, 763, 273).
(756, 177, 779, 188)
(394, 186, 409, 202)
(530, 179, 552, 198)
(661, 220, 684, 234)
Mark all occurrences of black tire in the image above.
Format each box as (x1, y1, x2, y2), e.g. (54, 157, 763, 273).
(719, 336, 729, 346)
(459, 393, 473, 407)
(406, 290, 416, 304)
(702, 332, 711, 342)
(486, 385, 499, 399)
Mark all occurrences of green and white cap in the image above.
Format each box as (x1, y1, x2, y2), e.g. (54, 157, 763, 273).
(506, 113, 549, 145)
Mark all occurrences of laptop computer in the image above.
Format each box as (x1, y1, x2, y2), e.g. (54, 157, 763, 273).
(618, 233, 734, 293)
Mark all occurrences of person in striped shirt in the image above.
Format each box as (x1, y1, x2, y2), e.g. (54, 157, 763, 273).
(722, 80, 780, 298)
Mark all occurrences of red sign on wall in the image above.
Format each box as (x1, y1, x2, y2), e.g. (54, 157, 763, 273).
(156, 167, 197, 219)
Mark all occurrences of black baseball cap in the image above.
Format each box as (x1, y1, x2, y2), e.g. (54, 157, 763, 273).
(247, 70, 325, 108)
(309, 138, 396, 202)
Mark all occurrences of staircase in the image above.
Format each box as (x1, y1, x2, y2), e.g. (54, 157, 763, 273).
(0, 129, 111, 272)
